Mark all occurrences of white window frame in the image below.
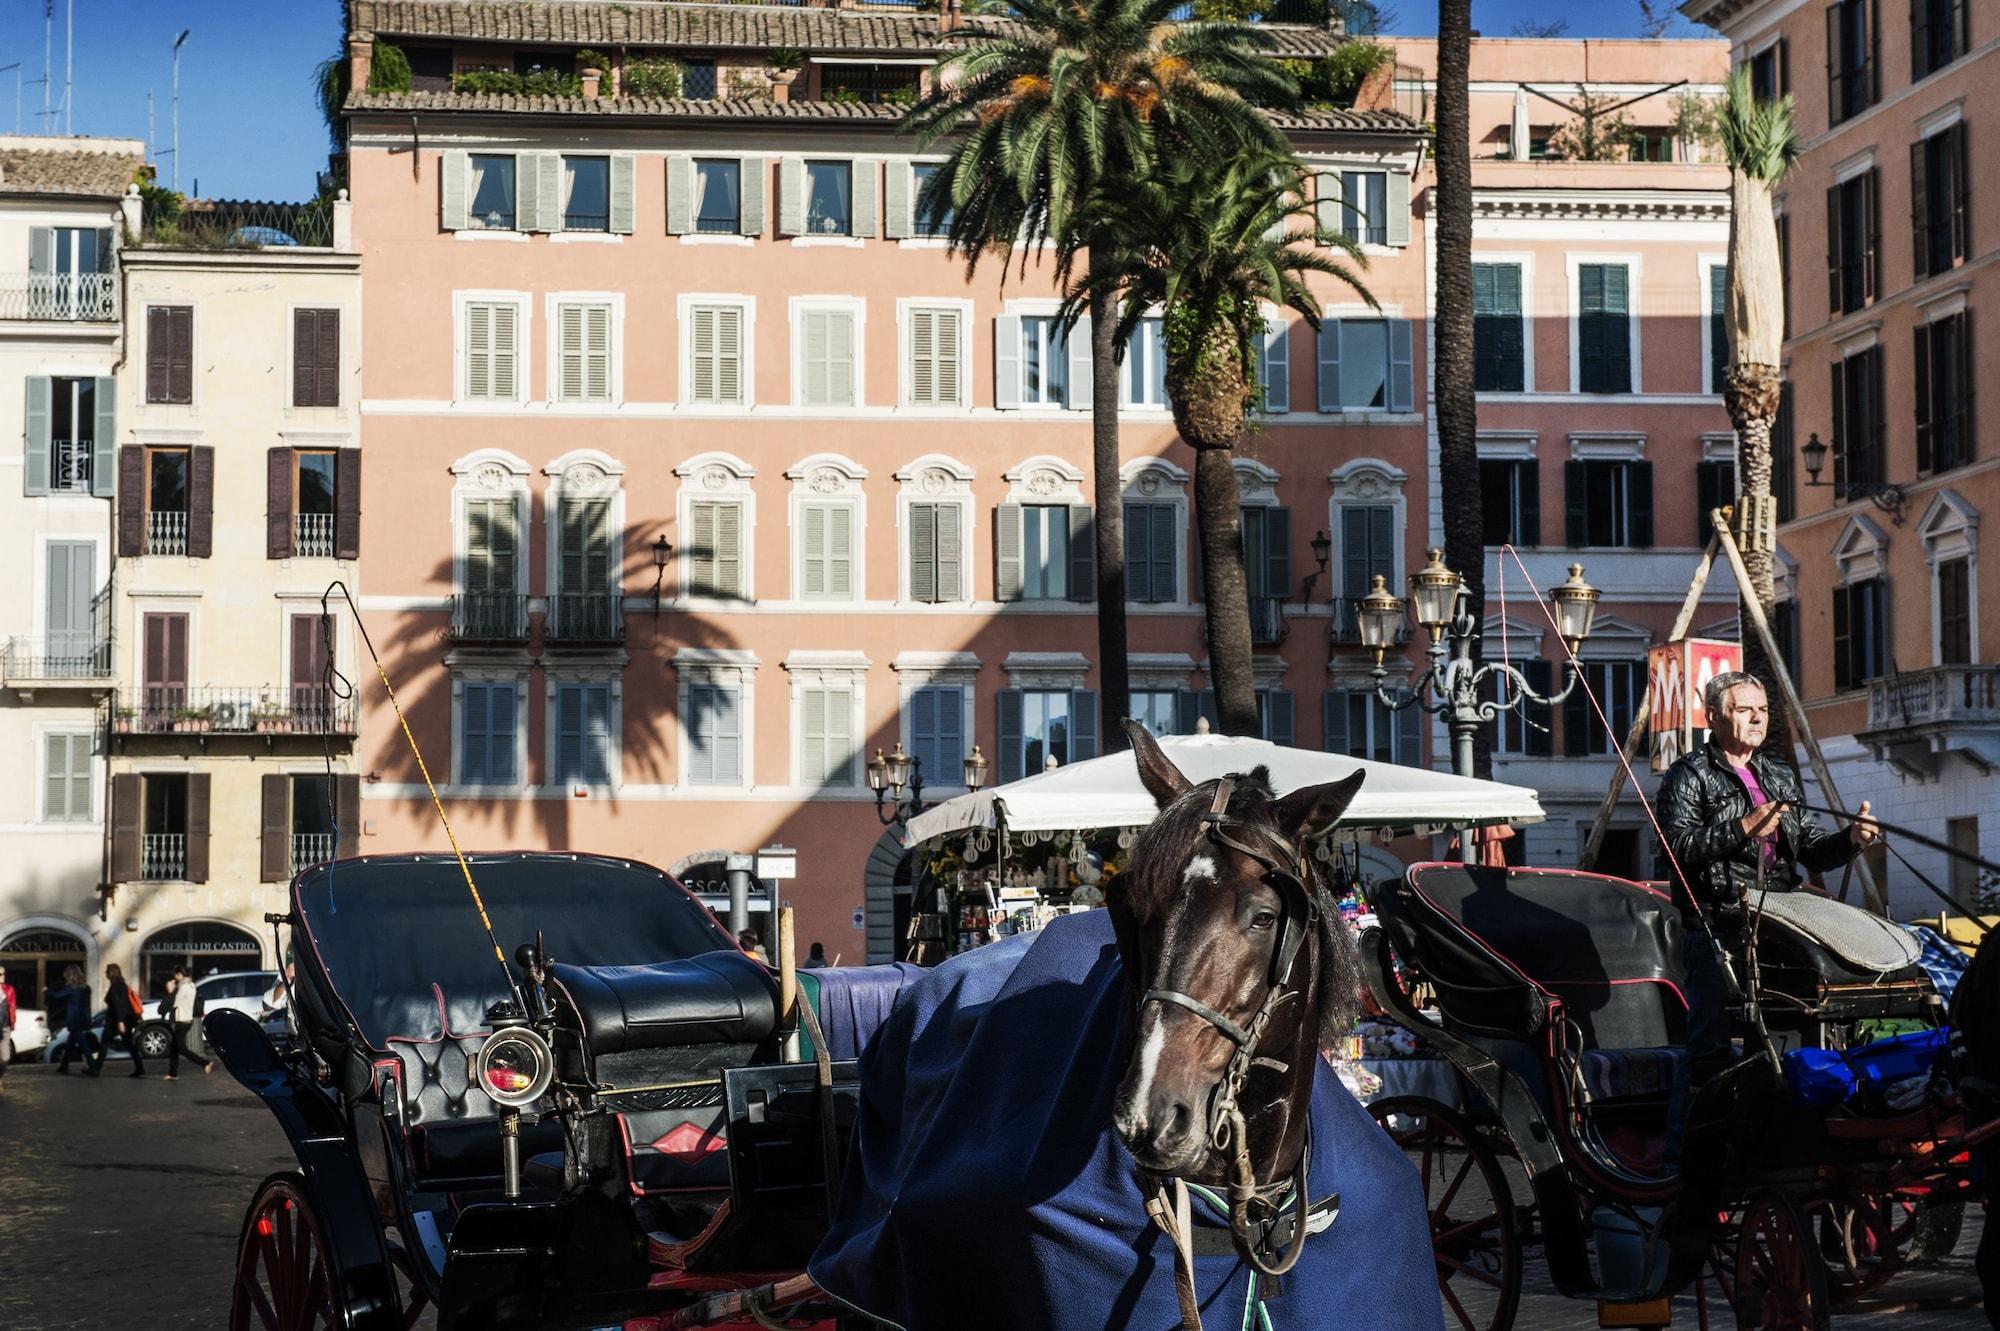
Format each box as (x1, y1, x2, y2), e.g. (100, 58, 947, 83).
(1120, 314, 1170, 410)
(673, 452, 757, 603)
(1002, 457, 1089, 603)
(1699, 254, 1728, 396)
(785, 651, 869, 791)
(893, 652, 980, 793)
(542, 449, 628, 603)
(903, 157, 954, 246)
(34, 724, 96, 823)
(1008, 300, 1075, 410)
(449, 659, 532, 790)
(786, 453, 868, 604)
(894, 454, 976, 605)
(897, 298, 974, 409)
(449, 448, 533, 601)
(454, 290, 531, 406)
(545, 667, 623, 794)
(1471, 252, 1535, 395)
(1327, 457, 1410, 594)
(1565, 253, 1644, 396)
(676, 649, 759, 789)
(1120, 458, 1191, 608)
(676, 293, 757, 410)
(789, 295, 867, 410)
(1918, 490, 1980, 666)
(544, 292, 624, 407)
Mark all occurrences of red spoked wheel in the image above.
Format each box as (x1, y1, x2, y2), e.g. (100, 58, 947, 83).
(1368, 1096, 1523, 1331)
(1734, 1190, 1830, 1331)
(1807, 1190, 1899, 1303)
(230, 1174, 338, 1331)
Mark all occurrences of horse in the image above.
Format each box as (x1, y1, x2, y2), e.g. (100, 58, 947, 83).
(810, 720, 1441, 1331)
(1951, 931, 2000, 1323)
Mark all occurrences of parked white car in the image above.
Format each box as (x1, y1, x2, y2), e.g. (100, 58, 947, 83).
(5, 1006, 50, 1060)
(45, 970, 281, 1062)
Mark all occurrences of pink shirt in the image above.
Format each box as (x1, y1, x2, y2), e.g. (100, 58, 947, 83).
(1731, 763, 1778, 871)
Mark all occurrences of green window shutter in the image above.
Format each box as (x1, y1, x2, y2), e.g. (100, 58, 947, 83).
(23, 377, 50, 496)
(558, 499, 586, 593)
(828, 505, 853, 598)
(1265, 690, 1296, 746)
(885, 160, 912, 240)
(1314, 172, 1342, 239)
(465, 303, 491, 399)
(691, 306, 715, 402)
(1601, 265, 1631, 392)
(687, 684, 715, 784)
(1317, 322, 1341, 411)
(803, 687, 827, 782)
(1388, 319, 1415, 412)
(491, 304, 518, 400)
(778, 157, 806, 235)
(1124, 502, 1151, 603)
(1262, 316, 1289, 413)
(740, 157, 767, 236)
(803, 503, 827, 597)
(534, 153, 563, 232)
(911, 686, 939, 776)
(1065, 315, 1092, 410)
(714, 686, 742, 783)
(803, 311, 827, 405)
(851, 158, 880, 239)
(1385, 170, 1411, 246)
(667, 155, 694, 235)
(716, 307, 742, 404)
(91, 376, 116, 497)
(558, 304, 585, 401)
(442, 152, 469, 230)
(462, 683, 490, 782)
(609, 154, 636, 234)
(909, 308, 934, 404)
(935, 309, 960, 405)
(690, 502, 716, 593)
(936, 501, 962, 601)
(43, 733, 69, 819)
(556, 685, 584, 781)
(1322, 692, 1348, 754)
(910, 501, 937, 602)
(715, 502, 743, 597)
(828, 687, 854, 784)
(1071, 689, 1099, 761)
(1628, 461, 1655, 548)
(997, 689, 1024, 782)
(586, 304, 611, 401)
(993, 314, 1022, 410)
(1579, 264, 1605, 390)
(996, 503, 1023, 601)
(1709, 263, 1729, 390)
(29, 226, 53, 274)
(1067, 505, 1095, 602)
(1565, 460, 1588, 546)
(1152, 503, 1177, 601)
(827, 311, 855, 405)
(514, 153, 540, 233)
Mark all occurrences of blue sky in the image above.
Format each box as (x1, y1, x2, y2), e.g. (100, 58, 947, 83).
(0, 0, 1701, 200)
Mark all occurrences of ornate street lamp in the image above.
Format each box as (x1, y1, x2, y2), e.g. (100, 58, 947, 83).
(961, 745, 989, 792)
(650, 534, 673, 618)
(1364, 550, 1600, 863)
(868, 742, 934, 825)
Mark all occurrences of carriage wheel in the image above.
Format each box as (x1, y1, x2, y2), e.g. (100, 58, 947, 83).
(1890, 1196, 1965, 1266)
(1807, 1191, 1898, 1302)
(230, 1174, 338, 1331)
(1368, 1096, 1523, 1331)
(1734, 1190, 1829, 1331)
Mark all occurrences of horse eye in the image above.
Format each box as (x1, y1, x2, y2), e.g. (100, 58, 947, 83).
(1249, 910, 1278, 931)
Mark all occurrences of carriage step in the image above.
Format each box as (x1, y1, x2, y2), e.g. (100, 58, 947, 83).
(1596, 1297, 1670, 1328)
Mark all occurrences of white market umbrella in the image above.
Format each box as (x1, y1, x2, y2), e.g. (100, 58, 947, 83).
(902, 733, 1544, 847)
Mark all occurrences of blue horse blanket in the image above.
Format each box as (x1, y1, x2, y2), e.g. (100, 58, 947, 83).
(808, 912, 1443, 1331)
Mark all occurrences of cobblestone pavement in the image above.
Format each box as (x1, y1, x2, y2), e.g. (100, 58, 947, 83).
(0, 1061, 1989, 1328)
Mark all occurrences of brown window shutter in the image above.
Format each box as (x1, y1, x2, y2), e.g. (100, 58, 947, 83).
(316, 310, 340, 407)
(260, 773, 291, 882)
(268, 447, 295, 559)
(188, 446, 215, 558)
(117, 446, 146, 556)
(111, 773, 142, 882)
(146, 307, 171, 403)
(335, 774, 360, 856)
(335, 447, 361, 560)
(186, 772, 211, 884)
(168, 307, 193, 404)
(292, 308, 316, 407)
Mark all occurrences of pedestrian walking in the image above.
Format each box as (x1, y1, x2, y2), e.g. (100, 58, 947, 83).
(89, 963, 146, 1077)
(162, 966, 212, 1080)
(45, 964, 95, 1073)
(0, 963, 16, 1090)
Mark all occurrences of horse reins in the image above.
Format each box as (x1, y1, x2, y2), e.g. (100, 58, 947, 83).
(1140, 776, 1323, 1319)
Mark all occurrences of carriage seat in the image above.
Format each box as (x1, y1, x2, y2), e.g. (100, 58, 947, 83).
(1579, 1047, 1682, 1101)
(550, 950, 779, 1055)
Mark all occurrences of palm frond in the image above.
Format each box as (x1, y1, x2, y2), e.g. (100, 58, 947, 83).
(1718, 66, 1798, 184)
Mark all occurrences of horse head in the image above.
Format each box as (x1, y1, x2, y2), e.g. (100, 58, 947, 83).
(1109, 721, 1364, 1181)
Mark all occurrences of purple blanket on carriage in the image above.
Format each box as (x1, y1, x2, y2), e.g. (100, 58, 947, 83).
(807, 911, 1443, 1331)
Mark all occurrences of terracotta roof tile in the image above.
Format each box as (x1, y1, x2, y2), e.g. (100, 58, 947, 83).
(0, 146, 143, 198)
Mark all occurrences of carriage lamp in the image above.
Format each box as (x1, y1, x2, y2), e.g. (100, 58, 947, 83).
(1355, 574, 1406, 670)
(475, 1025, 554, 1109)
(1798, 431, 1908, 523)
(1549, 564, 1602, 655)
(962, 744, 989, 791)
(650, 535, 673, 618)
(1407, 548, 1463, 641)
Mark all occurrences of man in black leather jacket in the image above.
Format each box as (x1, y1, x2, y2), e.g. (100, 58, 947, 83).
(1654, 670, 1877, 1160)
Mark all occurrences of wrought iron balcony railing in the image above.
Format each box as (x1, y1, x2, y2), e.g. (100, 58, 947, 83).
(291, 832, 336, 874)
(294, 512, 335, 558)
(449, 592, 530, 641)
(0, 272, 118, 321)
(141, 833, 187, 881)
(1249, 597, 1288, 646)
(50, 438, 94, 493)
(108, 686, 358, 736)
(546, 592, 625, 644)
(1, 635, 114, 686)
(146, 510, 188, 556)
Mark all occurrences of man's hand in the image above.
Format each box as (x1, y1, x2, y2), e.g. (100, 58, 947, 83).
(1741, 801, 1786, 839)
(1850, 800, 1880, 848)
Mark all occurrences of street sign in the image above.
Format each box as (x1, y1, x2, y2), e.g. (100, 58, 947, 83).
(1647, 638, 1742, 772)
(755, 846, 797, 881)
(851, 908, 865, 930)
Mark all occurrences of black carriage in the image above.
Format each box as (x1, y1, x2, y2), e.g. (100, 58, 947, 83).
(209, 851, 913, 1331)
(1360, 861, 1981, 1331)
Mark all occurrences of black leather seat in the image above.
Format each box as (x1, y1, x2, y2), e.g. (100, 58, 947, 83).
(551, 951, 779, 1055)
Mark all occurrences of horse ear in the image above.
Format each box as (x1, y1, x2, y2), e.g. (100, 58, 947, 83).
(1126, 719, 1191, 808)
(1273, 771, 1367, 847)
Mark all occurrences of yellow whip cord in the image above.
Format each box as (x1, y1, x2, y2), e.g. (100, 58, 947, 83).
(320, 582, 521, 999)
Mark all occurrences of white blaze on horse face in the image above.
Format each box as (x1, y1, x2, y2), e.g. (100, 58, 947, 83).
(1182, 854, 1218, 887)
(1130, 1010, 1167, 1122)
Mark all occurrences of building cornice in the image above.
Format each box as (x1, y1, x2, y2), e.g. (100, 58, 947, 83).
(118, 247, 361, 274)
(1468, 189, 1729, 222)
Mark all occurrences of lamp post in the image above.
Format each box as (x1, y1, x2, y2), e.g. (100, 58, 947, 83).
(866, 743, 989, 825)
(1357, 549, 1600, 863)
(1798, 432, 1907, 525)
(650, 534, 673, 618)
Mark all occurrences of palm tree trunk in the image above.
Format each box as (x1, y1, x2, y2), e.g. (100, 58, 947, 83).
(1724, 363, 1795, 761)
(1194, 447, 1258, 736)
(1434, 0, 1487, 778)
(1089, 238, 1131, 751)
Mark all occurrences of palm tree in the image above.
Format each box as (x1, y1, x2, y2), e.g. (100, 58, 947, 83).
(1718, 67, 1799, 720)
(901, 0, 1297, 748)
(1062, 152, 1373, 734)
(1432, 0, 1486, 776)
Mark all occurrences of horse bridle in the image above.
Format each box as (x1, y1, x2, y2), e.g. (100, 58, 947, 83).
(1139, 776, 1320, 1279)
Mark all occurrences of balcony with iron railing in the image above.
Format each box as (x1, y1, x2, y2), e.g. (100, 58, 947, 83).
(1860, 664, 2000, 778)
(2, 633, 114, 692)
(450, 592, 530, 642)
(1249, 597, 1288, 647)
(295, 512, 335, 558)
(291, 831, 336, 875)
(546, 592, 625, 644)
(147, 510, 188, 556)
(0, 271, 119, 322)
(50, 438, 95, 493)
(141, 833, 187, 881)
(107, 686, 358, 738)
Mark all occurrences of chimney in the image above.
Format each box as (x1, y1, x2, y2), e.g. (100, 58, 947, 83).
(1352, 60, 1394, 111)
(348, 32, 374, 93)
(940, 0, 961, 32)
(772, 75, 791, 104)
(582, 69, 603, 99)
